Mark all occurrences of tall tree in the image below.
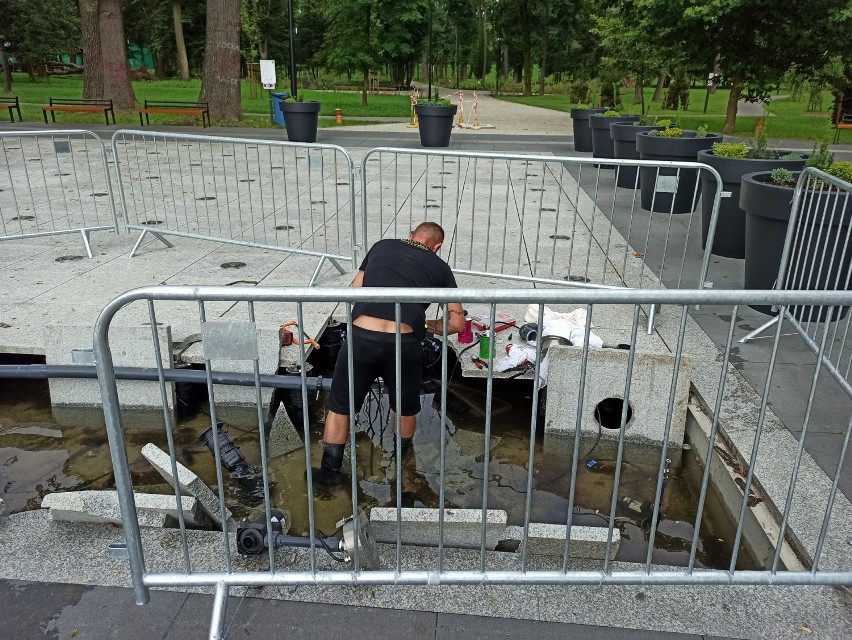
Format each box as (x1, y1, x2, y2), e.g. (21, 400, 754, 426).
(173, 1, 191, 80)
(200, 0, 243, 120)
(99, 0, 138, 108)
(81, 0, 104, 98)
(324, 0, 380, 107)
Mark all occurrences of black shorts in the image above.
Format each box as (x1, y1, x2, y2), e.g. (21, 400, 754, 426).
(326, 326, 423, 416)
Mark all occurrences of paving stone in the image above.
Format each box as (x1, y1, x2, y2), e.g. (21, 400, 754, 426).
(369, 507, 507, 549)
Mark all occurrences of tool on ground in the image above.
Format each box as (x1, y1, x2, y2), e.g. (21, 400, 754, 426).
(471, 356, 488, 369)
(236, 508, 380, 569)
(280, 321, 320, 349)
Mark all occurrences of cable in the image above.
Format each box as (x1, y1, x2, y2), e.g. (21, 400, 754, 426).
(315, 529, 347, 563)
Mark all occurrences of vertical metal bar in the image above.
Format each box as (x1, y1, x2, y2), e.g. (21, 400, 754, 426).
(500, 161, 511, 273)
(147, 300, 191, 573)
(479, 303, 497, 570)
(469, 157, 478, 271)
(531, 162, 547, 279)
(603, 305, 641, 575)
(729, 306, 787, 571)
(549, 162, 565, 278)
(812, 413, 852, 573)
(520, 303, 545, 572)
(517, 160, 529, 275)
(688, 305, 738, 572)
(296, 302, 318, 574)
(208, 582, 228, 640)
(644, 305, 688, 571)
(438, 309, 449, 574)
(563, 303, 593, 572)
(394, 302, 403, 573)
(198, 301, 233, 572)
(484, 159, 495, 271)
(346, 301, 361, 571)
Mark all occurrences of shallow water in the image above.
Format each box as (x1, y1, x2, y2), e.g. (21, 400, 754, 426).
(0, 375, 757, 570)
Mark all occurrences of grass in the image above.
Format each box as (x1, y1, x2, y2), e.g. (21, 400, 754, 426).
(498, 87, 837, 142)
(2, 73, 410, 126)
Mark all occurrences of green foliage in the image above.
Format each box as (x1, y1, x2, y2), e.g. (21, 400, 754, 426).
(712, 142, 750, 159)
(695, 124, 709, 138)
(826, 161, 852, 185)
(771, 168, 796, 185)
(656, 118, 673, 128)
(806, 140, 835, 171)
(420, 97, 452, 106)
(602, 109, 622, 117)
(2, 0, 79, 74)
(657, 126, 685, 138)
(780, 152, 803, 161)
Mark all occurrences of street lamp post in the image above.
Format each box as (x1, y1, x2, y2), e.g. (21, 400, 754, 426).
(288, 0, 297, 99)
(427, 1, 433, 100)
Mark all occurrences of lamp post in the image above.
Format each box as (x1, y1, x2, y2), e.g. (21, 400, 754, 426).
(427, 0, 433, 100)
(288, 0, 297, 99)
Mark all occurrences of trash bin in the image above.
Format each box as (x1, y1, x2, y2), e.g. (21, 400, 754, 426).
(270, 92, 290, 126)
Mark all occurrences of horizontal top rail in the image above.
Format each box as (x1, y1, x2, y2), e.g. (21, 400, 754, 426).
(0, 129, 103, 138)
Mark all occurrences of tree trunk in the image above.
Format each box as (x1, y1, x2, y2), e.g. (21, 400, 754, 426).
(362, 68, 369, 107)
(521, 11, 531, 96)
(200, 0, 242, 121)
(153, 52, 167, 80)
(81, 0, 104, 98)
(652, 72, 666, 103)
(502, 45, 508, 77)
(27, 62, 35, 82)
(538, 33, 548, 96)
(723, 70, 744, 135)
(2, 49, 12, 93)
(99, 0, 137, 109)
(634, 74, 643, 104)
(481, 4, 487, 80)
(172, 1, 190, 81)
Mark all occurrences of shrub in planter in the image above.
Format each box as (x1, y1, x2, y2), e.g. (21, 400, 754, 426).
(589, 110, 641, 163)
(611, 117, 673, 188)
(636, 125, 722, 213)
(415, 97, 458, 148)
(697, 133, 807, 259)
(570, 105, 607, 152)
(740, 150, 852, 318)
(280, 98, 321, 143)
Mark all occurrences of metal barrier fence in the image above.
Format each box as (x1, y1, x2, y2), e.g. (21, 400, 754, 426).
(0, 130, 118, 257)
(111, 130, 357, 283)
(359, 148, 724, 296)
(93, 285, 852, 638)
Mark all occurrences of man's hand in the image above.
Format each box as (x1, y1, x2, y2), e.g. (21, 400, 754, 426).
(427, 303, 466, 336)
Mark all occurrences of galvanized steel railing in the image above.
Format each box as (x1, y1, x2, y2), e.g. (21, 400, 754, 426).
(93, 286, 852, 639)
(0, 130, 119, 257)
(110, 130, 358, 283)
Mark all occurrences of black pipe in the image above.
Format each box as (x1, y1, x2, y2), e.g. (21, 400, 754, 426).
(0, 364, 331, 391)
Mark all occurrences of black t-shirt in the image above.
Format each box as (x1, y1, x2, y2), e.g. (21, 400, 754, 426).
(354, 239, 457, 340)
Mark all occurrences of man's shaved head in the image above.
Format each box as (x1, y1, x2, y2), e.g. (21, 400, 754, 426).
(411, 222, 445, 249)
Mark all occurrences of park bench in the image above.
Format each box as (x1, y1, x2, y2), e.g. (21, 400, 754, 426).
(42, 98, 115, 125)
(834, 111, 852, 143)
(138, 100, 210, 127)
(1, 96, 22, 122)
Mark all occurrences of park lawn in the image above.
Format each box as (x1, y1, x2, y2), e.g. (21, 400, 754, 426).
(3, 73, 410, 125)
(499, 87, 834, 141)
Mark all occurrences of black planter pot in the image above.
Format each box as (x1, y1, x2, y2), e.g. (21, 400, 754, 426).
(280, 101, 321, 143)
(415, 104, 458, 148)
(590, 115, 641, 164)
(611, 123, 667, 188)
(697, 149, 807, 259)
(636, 132, 722, 213)
(741, 171, 852, 318)
(570, 108, 606, 152)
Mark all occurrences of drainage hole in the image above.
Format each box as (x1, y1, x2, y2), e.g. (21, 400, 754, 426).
(220, 262, 246, 269)
(55, 255, 85, 262)
(275, 224, 294, 230)
(11, 215, 35, 221)
(141, 220, 164, 226)
(565, 274, 590, 283)
(197, 196, 216, 201)
(593, 397, 633, 429)
(549, 234, 571, 240)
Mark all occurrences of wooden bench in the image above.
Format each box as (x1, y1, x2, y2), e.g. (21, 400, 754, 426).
(1, 96, 22, 122)
(138, 100, 210, 127)
(42, 98, 115, 125)
(834, 111, 852, 143)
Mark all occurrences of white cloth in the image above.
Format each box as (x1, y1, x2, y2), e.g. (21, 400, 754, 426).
(523, 305, 604, 349)
(494, 343, 550, 387)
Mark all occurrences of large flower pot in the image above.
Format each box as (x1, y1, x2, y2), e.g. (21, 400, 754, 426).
(570, 108, 606, 152)
(611, 123, 667, 188)
(590, 115, 641, 165)
(697, 149, 807, 259)
(280, 101, 321, 143)
(741, 171, 852, 319)
(636, 132, 722, 213)
(415, 104, 458, 148)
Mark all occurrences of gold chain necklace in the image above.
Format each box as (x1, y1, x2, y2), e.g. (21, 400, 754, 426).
(401, 238, 431, 251)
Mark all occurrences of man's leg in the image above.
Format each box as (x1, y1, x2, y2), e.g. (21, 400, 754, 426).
(312, 410, 349, 487)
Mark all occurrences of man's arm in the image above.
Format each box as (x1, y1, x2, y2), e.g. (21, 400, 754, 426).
(426, 302, 466, 335)
(351, 270, 365, 288)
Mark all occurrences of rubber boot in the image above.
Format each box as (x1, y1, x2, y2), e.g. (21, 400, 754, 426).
(310, 443, 345, 487)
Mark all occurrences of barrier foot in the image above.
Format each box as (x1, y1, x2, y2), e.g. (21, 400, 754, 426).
(80, 229, 94, 259)
(309, 256, 346, 286)
(129, 229, 174, 258)
(646, 304, 657, 334)
(739, 315, 779, 344)
(208, 581, 229, 640)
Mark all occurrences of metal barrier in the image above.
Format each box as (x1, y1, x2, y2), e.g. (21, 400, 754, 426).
(0, 130, 118, 257)
(111, 130, 358, 283)
(93, 285, 852, 638)
(359, 148, 724, 297)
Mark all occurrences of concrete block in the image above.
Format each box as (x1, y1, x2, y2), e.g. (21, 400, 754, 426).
(543, 345, 691, 457)
(45, 325, 174, 410)
(0, 497, 5, 516)
(41, 491, 173, 528)
(268, 407, 305, 458)
(142, 443, 233, 529)
(369, 507, 507, 550)
(503, 523, 620, 560)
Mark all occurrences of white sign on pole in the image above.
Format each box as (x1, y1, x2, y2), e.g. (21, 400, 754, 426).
(260, 60, 276, 90)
